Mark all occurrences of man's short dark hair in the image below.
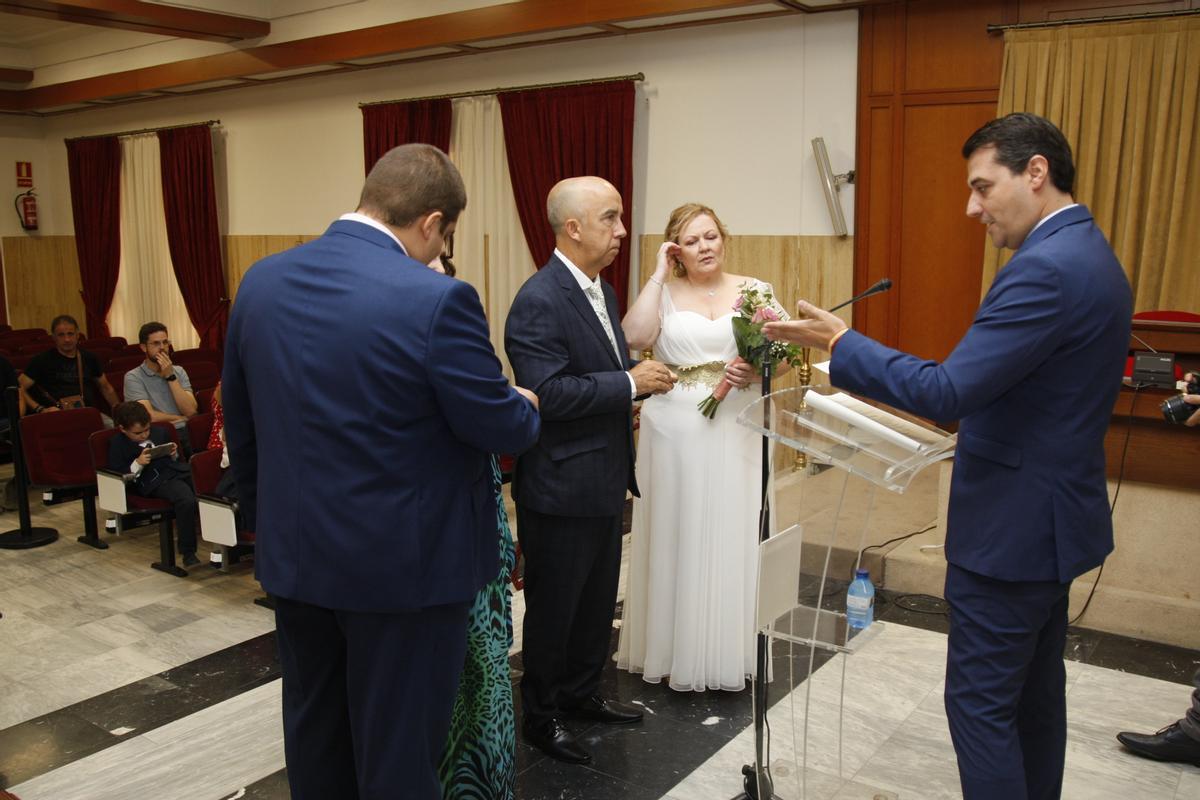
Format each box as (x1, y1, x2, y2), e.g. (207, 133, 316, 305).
(138, 322, 167, 345)
(357, 143, 466, 231)
(114, 400, 151, 429)
(50, 314, 78, 332)
(962, 112, 1075, 195)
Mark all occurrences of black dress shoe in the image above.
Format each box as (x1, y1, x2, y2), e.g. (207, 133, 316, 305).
(181, 552, 200, 567)
(523, 718, 591, 764)
(1117, 722, 1200, 766)
(565, 695, 643, 725)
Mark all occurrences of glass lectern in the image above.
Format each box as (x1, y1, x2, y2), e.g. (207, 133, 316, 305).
(735, 384, 956, 799)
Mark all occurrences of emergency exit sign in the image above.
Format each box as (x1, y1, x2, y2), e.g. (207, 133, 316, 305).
(16, 161, 32, 187)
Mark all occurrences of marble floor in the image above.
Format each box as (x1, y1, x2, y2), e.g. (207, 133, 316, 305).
(2, 468, 1199, 799)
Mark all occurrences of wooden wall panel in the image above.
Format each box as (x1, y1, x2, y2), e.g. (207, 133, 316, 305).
(858, 103, 896, 343)
(896, 102, 996, 361)
(224, 235, 319, 303)
(903, 0, 1008, 92)
(1, 235, 86, 334)
(2, 234, 321, 336)
(856, 0, 1008, 359)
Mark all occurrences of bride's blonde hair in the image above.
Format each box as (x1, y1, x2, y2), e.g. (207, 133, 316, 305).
(664, 203, 730, 278)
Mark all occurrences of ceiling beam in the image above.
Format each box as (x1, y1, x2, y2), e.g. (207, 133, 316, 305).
(0, 1, 269, 42)
(0, 0, 786, 112)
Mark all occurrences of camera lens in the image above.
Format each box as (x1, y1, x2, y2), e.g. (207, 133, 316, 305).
(1161, 394, 1195, 424)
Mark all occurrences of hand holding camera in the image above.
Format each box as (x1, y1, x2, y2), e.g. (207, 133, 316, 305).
(1161, 372, 1200, 426)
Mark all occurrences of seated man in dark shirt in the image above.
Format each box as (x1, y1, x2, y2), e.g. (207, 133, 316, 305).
(19, 315, 119, 415)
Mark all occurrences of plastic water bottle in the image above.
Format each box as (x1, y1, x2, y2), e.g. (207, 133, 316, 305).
(846, 568, 875, 629)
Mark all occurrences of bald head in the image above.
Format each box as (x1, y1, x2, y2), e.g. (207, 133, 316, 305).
(546, 177, 626, 277)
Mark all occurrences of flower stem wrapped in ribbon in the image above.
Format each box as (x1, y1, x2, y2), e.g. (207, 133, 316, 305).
(697, 282, 804, 419)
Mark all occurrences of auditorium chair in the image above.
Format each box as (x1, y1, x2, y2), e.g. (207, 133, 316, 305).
(104, 370, 126, 402)
(172, 348, 220, 367)
(19, 407, 106, 549)
(187, 412, 214, 453)
(85, 348, 117, 370)
(82, 336, 128, 350)
(16, 340, 54, 355)
(107, 354, 145, 373)
(195, 386, 216, 415)
(183, 361, 220, 392)
(0, 328, 49, 343)
(89, 422, 189, 577)
(190, 447, 253, 572)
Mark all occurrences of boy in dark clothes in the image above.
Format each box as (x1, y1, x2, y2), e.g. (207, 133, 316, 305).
(108, 401, 200, 567)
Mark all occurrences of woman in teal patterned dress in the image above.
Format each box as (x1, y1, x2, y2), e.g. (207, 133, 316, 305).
(430, 245, 517, 799)
(438, 455, 517, 799)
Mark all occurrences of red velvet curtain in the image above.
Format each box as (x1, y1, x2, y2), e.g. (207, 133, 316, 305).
(498, 81, 636, 313)
(66, 137, 122, 338)
(158, 125, 229, 352)
(361, 98, 453, 174)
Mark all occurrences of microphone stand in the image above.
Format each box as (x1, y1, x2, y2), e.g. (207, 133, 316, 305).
(0, 386, 59, 549)
(732, 360, 776, 800)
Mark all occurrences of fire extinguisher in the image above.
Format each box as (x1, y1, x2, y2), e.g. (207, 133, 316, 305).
(15, 189, 37, 231)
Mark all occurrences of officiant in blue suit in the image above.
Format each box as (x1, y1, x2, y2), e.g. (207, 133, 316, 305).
(223, 144, 540, 800)
(765, 113, 1131, 800)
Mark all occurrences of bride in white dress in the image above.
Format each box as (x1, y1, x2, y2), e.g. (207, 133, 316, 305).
(616, 204, 773, 692)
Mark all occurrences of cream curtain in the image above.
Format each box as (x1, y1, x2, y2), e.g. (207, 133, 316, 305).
(108, 133, 199, 350)
(989, 17, 1200, 311)
(448, 95, 537, 381)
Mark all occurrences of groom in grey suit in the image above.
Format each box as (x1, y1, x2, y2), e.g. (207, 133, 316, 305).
(505, 176, 675, 764)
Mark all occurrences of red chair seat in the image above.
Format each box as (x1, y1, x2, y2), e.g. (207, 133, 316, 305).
(127, 494, 173, 512)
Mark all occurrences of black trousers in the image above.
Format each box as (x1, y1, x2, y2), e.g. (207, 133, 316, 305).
(518, 506, 622, 728)
(274, 595, 470, 800)
(148, 475, 197, 555)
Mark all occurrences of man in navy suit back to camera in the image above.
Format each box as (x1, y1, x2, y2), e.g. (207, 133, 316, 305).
(764, 113, 1132, 800)
(222, 144, 540, 800)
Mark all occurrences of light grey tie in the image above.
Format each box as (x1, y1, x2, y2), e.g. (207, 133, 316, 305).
(584, 282, 621, 362)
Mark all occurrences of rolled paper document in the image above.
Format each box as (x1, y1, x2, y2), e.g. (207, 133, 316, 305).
(800, 389, 922, 453)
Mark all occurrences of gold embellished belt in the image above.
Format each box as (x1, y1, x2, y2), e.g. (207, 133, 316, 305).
(669, 361, 726, 390)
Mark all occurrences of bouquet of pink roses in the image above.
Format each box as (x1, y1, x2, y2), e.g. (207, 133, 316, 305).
(697, 282, 803, 419)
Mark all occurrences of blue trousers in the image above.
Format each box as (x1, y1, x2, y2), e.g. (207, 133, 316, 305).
(944, 563, 1072, 800)
(274, 596, 470, 800)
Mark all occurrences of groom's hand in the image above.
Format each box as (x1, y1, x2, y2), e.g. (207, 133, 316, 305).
(631, 360, 676, 396)
(762, 300, 847, 350)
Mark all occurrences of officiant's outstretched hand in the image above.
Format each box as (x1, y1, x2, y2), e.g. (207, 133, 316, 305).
(762, 299, 848, 350)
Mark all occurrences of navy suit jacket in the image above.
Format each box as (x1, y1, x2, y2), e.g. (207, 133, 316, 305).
(108, 426, 189, 495)
(831, 205, 1131, 583)
(222, 219, 540, 612)
(504, 256, 638, 518)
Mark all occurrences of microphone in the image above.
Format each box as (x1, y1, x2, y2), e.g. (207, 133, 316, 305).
(827, 278, 892, 313)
